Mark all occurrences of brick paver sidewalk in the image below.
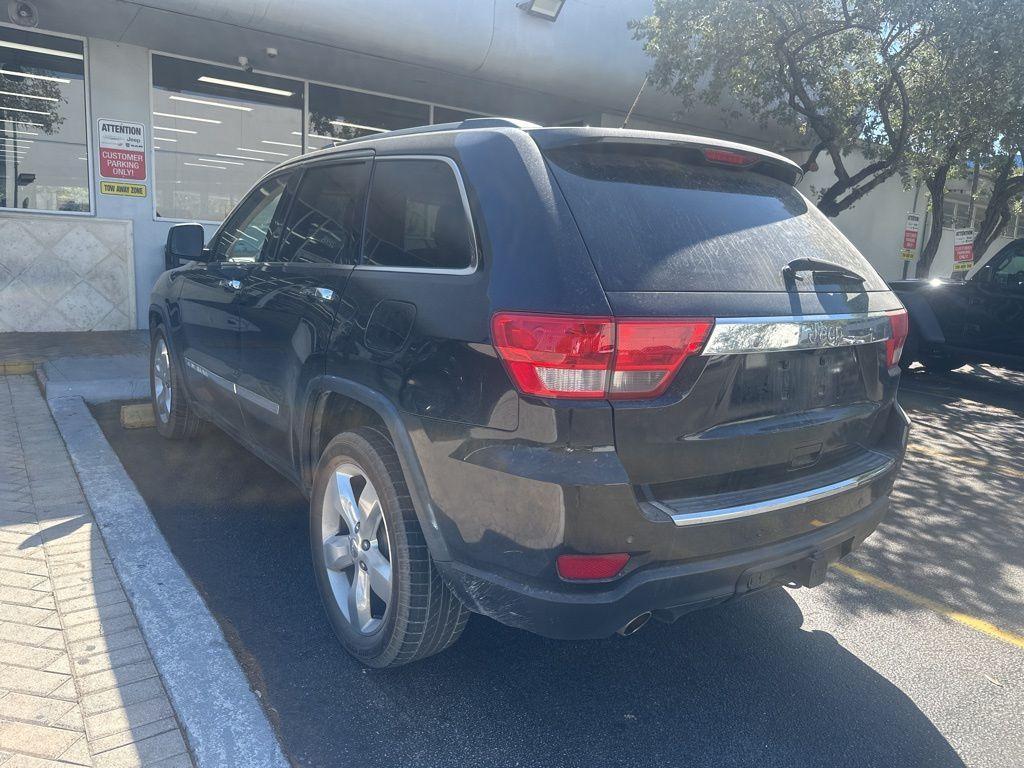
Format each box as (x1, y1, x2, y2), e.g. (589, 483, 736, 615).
(0, 376, 193, 768)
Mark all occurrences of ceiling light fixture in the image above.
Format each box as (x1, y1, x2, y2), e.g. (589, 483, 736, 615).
(184, 161, 226, 170)
(516, 0, 565, 20)
(200, 156, 243, 165)
(0, 129, 37, 136)
(328, 120, 385, 133)
(153, 126, 198, 135)
(235, 146, 287, 156)
(0, 69, 71, 84)
(169, 95, 252, 112)
(197, 75, 293, 97)
(153, 111, 221, 124)
(307, 132, 341, 141)
(154, 136, 177, 142)
(261, 140, 301, 148)
(0, 89, 57, 102)
(0, 40, 83, 60)
(216, 152, 266, 162)
(0, 106, 51, 116)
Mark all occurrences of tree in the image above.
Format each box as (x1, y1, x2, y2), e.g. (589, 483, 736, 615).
(632, 0, 931, 216)
(900, 0, 1019, 276)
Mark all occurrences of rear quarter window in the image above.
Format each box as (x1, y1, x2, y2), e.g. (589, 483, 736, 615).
(363, 158, 475, 271)
(544, 145, 888, 293)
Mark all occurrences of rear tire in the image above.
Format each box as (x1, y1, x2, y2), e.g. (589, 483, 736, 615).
(311, 427, 468, 668)
(150, 326, 201, 440)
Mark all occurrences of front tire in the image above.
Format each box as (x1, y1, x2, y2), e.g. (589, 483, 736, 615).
(150, 326, 201, 440)
(311, 427, 468, 668)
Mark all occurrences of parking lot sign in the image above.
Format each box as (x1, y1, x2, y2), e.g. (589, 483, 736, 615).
(953, 228, 974, 272)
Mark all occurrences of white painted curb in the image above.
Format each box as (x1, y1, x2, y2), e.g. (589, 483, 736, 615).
(47, 395, 291, 768)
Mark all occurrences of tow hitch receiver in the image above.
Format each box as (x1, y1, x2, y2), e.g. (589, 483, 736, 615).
(741, 539, 852, 593)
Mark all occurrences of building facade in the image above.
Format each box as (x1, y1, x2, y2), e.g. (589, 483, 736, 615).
(0, 0, 1013, 332)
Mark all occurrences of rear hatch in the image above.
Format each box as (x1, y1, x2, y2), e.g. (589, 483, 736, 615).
(534, 131, 905, 532)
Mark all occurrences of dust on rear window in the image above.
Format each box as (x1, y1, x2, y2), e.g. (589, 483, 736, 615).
(544, 145, 888, 293)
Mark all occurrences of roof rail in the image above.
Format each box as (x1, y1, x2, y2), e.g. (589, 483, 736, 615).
(329, 117, 541, 147)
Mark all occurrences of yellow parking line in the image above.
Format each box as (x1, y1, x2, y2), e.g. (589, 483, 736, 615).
(834, 563, 1024, 651)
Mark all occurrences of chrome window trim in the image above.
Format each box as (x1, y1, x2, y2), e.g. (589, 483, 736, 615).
(355, 154, 479, 276)
(702, 312, 892, 356)
(655, 455, 895, 527)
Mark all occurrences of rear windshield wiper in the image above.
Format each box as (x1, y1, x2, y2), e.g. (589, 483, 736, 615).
(782, 258, 866, 284)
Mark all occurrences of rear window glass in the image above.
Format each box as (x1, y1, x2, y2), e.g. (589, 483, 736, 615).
(544, 145, 888, 293)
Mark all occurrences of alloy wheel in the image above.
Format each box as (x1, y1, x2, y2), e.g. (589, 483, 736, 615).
(152, 338, 172, 424)
(321, 463, 393, 635)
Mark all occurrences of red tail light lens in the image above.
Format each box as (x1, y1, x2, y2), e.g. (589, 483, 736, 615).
(556, 553, 629, 581)
(490, 314, 614, 399)
(491, 313, 713, 399)
(885, 308, 909, 367)
(702, 148, 757, 166)
(610, 319, 714, 398)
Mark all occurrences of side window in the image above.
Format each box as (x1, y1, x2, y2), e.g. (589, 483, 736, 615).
(274, 161, 371, 265)
(213, 176, 289, 264)
(991, 246, 1024, 289)
(363, 159, 475, 270)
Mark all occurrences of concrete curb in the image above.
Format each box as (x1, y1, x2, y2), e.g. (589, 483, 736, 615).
(37, 354, 150, 403)
(47, 394, 291, 768)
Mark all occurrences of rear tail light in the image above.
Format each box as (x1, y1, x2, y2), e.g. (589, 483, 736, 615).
(885, 308, 909, 367)
(556, 553, 629, 581)
(702, 148, 757, 167)
(491, 313, 713, 400)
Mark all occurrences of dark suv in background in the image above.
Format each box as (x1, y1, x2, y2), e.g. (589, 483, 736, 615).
(149, 118, 910, 668)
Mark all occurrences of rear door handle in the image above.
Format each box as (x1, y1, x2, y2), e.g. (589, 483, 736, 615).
(218, 279, 241, 291)
(302, 286, 335, 302)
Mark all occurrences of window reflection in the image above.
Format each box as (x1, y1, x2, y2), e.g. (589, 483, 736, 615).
(0, 27, 88, 213)
(307, 84, 429, 151)
(152, 55, 302, 221)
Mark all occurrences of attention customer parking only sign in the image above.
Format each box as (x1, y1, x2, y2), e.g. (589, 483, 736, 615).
(98, 118, 147, 196)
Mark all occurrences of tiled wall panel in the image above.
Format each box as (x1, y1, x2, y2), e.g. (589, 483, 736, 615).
(0, 214, 135, 332)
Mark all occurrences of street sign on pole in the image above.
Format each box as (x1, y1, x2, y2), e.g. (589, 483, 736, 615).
(953, 228, 974, 272)
(899, 212, 921, 278)
(901, 213, 921, 260)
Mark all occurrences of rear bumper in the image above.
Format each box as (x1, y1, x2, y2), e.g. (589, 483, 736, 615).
(440, 493, 890, 640)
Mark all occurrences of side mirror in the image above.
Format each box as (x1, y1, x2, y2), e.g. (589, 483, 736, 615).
(165, 223, 206, 270)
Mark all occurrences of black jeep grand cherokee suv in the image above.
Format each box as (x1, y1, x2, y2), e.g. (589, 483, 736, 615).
(150, 119, 910, 667)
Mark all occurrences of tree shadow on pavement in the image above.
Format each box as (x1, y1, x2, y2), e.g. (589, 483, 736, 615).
(830, 367, 1024, 633)
(90, 401, 965, 768)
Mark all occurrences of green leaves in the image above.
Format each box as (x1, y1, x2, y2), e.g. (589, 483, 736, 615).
(634, 0, 1022, 230)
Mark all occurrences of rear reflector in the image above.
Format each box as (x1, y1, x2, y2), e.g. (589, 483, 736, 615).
(556, 553, 629, 581)
(702, 148, 757, 167)
(491, 313, 713, 399)
(885, 308, 909, 367)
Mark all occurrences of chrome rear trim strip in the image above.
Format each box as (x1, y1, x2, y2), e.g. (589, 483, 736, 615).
(656, 456, 895, 527)
(702, 312, 892, 355)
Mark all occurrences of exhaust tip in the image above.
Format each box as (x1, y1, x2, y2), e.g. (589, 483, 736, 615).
(617, 612, 652, 637)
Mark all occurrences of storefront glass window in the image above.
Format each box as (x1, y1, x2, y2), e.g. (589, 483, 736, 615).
(307, 83, 429, 151)
(432, 106, 487, 124)
(0, 27, 88, 213)
(152, 55, 302, 221)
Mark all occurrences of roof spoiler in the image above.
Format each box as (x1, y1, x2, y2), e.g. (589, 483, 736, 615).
(528, 128, 804, 186)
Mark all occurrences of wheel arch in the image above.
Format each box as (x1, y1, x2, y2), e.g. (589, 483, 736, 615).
(300, 376, 451, 562)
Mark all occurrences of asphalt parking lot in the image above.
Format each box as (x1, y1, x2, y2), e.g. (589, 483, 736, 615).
(91, 365, 1024, 768)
